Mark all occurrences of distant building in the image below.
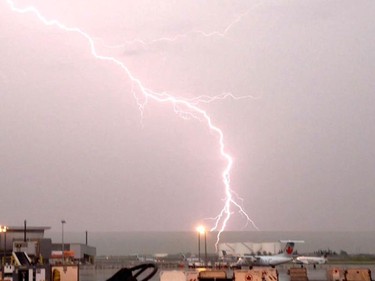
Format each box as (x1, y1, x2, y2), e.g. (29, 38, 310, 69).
(218, 242, 282, 257)
(51, 243, 96, 264)
(0, 225, 96, 264)
(0, 226, 50, 251)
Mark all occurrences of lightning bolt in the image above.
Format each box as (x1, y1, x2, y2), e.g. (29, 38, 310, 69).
(4, 0, 259, 249)
(186, 92, 262, 105)
(96, 8, 254, 50)
(95, 2, 264, 52)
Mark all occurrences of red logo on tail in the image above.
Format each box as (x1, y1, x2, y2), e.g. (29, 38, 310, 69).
(286, 246, 293, 255)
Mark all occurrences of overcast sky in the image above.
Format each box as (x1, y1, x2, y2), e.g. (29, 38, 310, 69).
(1, 0, 374, 233)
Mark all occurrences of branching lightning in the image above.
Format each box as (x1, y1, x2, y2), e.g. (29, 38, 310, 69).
(4, 0, 259, 248)
(96, 9, 254, 50)
(95, 1, 264, 53)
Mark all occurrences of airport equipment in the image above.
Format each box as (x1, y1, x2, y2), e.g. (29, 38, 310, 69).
(1, 252, 49, 281)
(288, 267, 308, 281)
(160, 270, 186, 281)
(344, 268, 372, 281)
(198, 270, 227, 281)
(51, 265, 79, 281)
(327, 267, 344, 281)
(186, 270, 199, 281)
(1, 265, 47, 281)
(160, 270, 229, 281)
(234, 267, 279, 281)
(12, 251, 31, 266)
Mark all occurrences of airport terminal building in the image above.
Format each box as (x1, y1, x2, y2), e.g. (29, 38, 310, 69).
(218, 242, 282, 257)
(0, 225, 96, 264)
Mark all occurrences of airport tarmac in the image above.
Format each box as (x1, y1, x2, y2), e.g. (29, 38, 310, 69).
(276, 264, 374, 281)
(80, 264, 375, 281)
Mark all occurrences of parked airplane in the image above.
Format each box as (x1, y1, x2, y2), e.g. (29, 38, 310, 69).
(216, 250, 250, 268)
(135, 253, 168, 263)
(295, 254, 328, 269)
(181, 254, 204, 268)
(234, 240, 304, 268)
(135, 254, 157, 262)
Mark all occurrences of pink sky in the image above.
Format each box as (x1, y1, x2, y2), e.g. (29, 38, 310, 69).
(1, 0, 375, 233)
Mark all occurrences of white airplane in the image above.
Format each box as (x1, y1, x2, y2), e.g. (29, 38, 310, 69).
(295, 254, 328, 269)
(234, 240, 304, 268)
(216, 250, 245, 268)
(135, 254, 157, 262)
(181, 254, 204, 268)
(134, 253, 168, 263)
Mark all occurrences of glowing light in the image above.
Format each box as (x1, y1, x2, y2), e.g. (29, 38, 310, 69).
(196, 225, 206, 235)
(4, 0, 259, 249)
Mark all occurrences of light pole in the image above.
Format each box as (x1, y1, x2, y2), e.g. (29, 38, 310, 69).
(4, 226, 7, 264)
(0, 226, 2, 265)
(196, 225, 206, 267)
(0, 225, 7, 265)
(204, 230, 207, 266)
(61, 220, 66, 264)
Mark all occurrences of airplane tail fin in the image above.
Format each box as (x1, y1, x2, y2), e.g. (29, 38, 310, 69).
(280, 240, 304, 256)
(283, 242, 295, 256)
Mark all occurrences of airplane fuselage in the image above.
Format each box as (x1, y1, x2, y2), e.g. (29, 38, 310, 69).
(235, 255, 292, 267)
(254, 255, 293, 266)
(296, 256, 327, 265)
